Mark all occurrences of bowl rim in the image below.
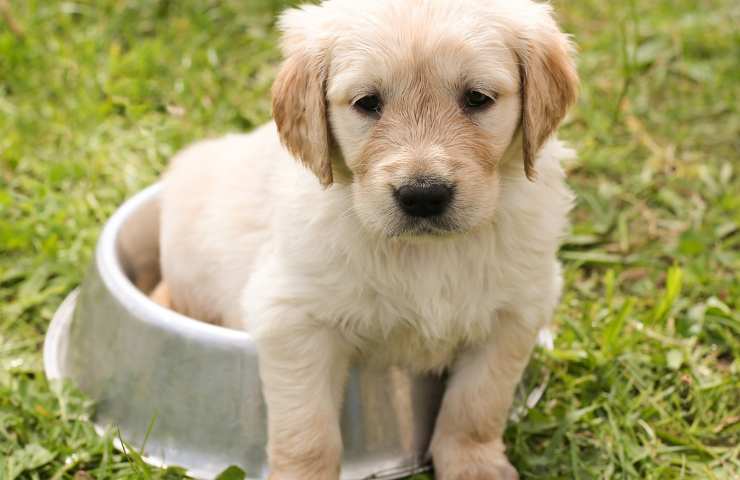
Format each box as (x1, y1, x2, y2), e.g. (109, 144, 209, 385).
(97, 183, 255, 346)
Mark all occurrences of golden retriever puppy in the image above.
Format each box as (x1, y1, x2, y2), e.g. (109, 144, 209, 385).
(159, 0, 578, 478)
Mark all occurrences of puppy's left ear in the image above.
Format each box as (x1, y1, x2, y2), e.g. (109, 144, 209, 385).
(272, 7, 333, 187)
(516, 9, 579, 180)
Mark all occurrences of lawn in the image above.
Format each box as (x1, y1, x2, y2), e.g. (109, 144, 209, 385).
(1, 0, 738, 478)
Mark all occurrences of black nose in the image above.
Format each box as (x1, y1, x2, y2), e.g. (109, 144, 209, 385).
(394, 182, 453, 218)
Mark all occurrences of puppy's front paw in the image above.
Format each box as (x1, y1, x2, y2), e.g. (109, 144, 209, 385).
(268, 468, 339, 480)
(431, 436, 518, 480)
(267, 443, 341, 480)
(437, 461, 518, 480)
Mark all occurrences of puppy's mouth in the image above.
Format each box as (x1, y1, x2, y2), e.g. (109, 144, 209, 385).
(390, 216, 461, 238)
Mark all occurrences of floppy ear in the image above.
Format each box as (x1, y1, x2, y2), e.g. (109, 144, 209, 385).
(272, 11, 333, 187)
(516, 18, 579, 180)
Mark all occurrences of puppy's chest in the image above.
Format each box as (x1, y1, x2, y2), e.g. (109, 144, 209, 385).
(334, 251, 502, 370)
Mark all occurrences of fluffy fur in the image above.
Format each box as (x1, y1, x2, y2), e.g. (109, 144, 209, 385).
(158, 0, 578, 478)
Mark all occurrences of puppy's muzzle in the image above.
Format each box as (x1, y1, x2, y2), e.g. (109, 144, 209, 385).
(394, 179, 454, 218)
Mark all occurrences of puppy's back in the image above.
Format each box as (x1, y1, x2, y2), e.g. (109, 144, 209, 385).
(158, 123, 289, 328)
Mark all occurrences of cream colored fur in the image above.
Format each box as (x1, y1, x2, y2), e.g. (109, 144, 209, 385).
(159, 1, 578, 478)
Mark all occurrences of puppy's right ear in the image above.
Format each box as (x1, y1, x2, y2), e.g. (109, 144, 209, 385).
(272, 7, 333, 187)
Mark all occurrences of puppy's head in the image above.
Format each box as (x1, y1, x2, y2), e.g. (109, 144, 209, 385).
(272, 0, 578, 238)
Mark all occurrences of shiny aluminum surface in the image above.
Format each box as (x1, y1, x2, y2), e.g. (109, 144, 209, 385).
(44, 184, 445, 479)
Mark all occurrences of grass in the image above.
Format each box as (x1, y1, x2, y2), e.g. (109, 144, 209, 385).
(0, 0, 738, 478)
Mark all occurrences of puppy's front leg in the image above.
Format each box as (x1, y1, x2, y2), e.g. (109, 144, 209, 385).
(431, 311, 542, 480)
(255, 319, 350, 480)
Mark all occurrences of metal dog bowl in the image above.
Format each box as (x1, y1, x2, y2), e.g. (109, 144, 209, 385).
(44, 184, 445, 479)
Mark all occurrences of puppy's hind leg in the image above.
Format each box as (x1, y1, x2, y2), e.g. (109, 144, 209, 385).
(149, 280, 173, 309)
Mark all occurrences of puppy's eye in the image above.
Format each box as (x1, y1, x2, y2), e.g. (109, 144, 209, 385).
(354, 94, 382, 116)
(463, 90, 495, 110)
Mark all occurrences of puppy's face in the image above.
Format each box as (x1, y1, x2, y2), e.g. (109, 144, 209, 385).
(328, 24, 520, 237)
(272, 0, 578, 238)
